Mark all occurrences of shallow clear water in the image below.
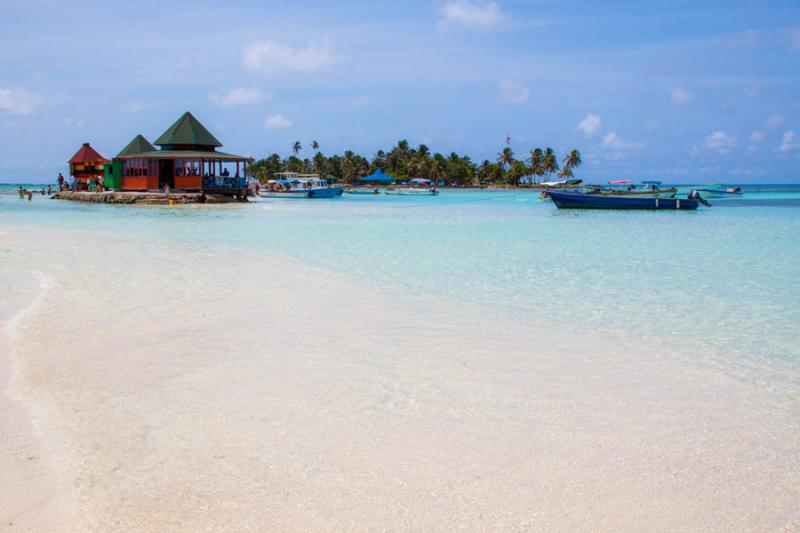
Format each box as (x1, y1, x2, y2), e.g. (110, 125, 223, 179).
(3, 187, 799, 369)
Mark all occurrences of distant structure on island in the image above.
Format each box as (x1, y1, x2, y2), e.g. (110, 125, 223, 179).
(358, 168, 396, 185)
(69, 112, 251, 197)
(68, 143, 110, 190)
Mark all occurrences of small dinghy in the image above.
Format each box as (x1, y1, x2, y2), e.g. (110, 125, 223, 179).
(692, 185, 743, 198)
(384, 178, 439, 196)
(345, 188, 381, 195)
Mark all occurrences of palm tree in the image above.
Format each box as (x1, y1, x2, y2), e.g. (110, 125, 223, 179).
(562, 149, 582, 174)
(311, 140, 319, 153)
(542, 147, 559, 181)
(312, 152, 327, 176)
(557, 166, 574, 178)
(292, 141, 302, 156)
(508, 160, 529, 186)
(527, 148, 544, 184)
(497, 147, 514, 171)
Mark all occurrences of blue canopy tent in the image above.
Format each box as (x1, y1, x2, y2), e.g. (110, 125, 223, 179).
(358, 169, 396, 184)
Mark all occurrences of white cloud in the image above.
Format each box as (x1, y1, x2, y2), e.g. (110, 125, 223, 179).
(780, 130, 799, 152)
(671, 87, 693, 106)
(264, 114, 292, 129)
(0, 87, 43, 115)
(726, 29, 759, 48)
(644, 119, 661, 132)
(602, 131, 643, 150)
(747, 130, 762, 153)
(704, 131, 737, 153)
(743, 85, 759, 98)
(126, 99, 146, 113)
(577, 113, 602, 137)
(498, 80, 529, 105)
(211, 87, 269, 106)
(765, 114, 785, 130)
(243, 40, 335, 73)
(65, 117, 85, 128)
(440, 0, 503, 28)
(788, 26, 800, 51)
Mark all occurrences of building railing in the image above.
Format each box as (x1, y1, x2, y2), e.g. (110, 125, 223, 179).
(202, 176, 247, 189)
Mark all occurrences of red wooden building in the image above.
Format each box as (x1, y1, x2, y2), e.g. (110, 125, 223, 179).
(114, 112, 249, 195)
(68, 143, 110, 190)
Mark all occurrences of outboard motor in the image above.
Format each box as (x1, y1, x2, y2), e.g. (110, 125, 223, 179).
(688, 190, 711, 207)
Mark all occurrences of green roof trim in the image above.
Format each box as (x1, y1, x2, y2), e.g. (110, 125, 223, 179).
(154, 111, 222, 148)
(117, 134, 156, 157)
(117, 150, 250, 161)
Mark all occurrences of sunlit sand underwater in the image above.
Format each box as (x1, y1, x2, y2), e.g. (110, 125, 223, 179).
(1, 188, 799, 530)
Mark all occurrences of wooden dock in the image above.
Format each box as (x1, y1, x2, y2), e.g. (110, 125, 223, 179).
(52, 191, 248, 205)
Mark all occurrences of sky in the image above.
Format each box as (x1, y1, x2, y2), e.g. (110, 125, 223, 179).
(1, 0, 799, 183)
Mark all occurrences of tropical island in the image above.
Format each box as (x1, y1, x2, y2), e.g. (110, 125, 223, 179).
(249, 141, 583, 187)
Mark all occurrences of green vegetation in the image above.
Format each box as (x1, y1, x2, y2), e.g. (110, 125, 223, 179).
(248, 140, 582, 186)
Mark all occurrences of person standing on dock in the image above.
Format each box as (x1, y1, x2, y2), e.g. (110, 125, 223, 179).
(57, 173, 65, 190)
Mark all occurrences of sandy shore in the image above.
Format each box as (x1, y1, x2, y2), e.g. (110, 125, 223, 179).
(1, 226, 799, 531)
(0, 271, 62, 530)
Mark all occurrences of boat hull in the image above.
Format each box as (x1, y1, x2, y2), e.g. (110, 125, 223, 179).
(548, 190, 700, 210)
(308, 187, 344, 198)
(384, 188, 439, 196)
(345, 188, 381, 195)
(693, 188, 743, 198)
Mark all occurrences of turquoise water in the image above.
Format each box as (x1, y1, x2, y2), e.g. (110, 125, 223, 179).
(3, 187, 799, 370)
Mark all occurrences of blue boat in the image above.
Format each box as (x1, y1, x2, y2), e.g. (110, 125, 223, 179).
(547, 190, 703, 210)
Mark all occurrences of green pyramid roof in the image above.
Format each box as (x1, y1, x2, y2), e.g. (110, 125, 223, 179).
(154, 112, 222, 148)
(117, 134, 156, 157)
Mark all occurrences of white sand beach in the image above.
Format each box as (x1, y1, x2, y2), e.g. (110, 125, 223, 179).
(2, 226, 799, 531)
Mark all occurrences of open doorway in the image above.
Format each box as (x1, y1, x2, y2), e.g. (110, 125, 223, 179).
(159, 160, 174, 189)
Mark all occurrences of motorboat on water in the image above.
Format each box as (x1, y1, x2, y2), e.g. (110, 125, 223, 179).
(344, 187, 382, 195)
(584, 180, 677, 198)
(692, 185, 743, 198)
(384, 178, 439, 196)
(258, 173, 344, 198)
(547, 189, 708, 210)
(536, 178, 583, 189)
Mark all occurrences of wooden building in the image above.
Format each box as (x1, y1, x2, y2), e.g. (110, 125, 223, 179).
(108, 112, 250, 195)
(68, 143, 110, 190)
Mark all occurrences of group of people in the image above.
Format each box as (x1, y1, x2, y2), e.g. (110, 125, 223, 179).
(178, 165, 236, 178)
(17, 185, 50, 201)
(55, 172, 105, 192)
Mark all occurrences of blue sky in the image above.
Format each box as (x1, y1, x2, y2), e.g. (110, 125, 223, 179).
(1, 0, 799, 183)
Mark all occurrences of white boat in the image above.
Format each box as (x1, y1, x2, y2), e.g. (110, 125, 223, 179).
(384, 178, 439, 196)
(344, 187, 382, 195)
(385, 187, 439, 196)
(539, 179, 583, 188)
(692, 185, 743, 198)
(258, 173, 343, 198)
